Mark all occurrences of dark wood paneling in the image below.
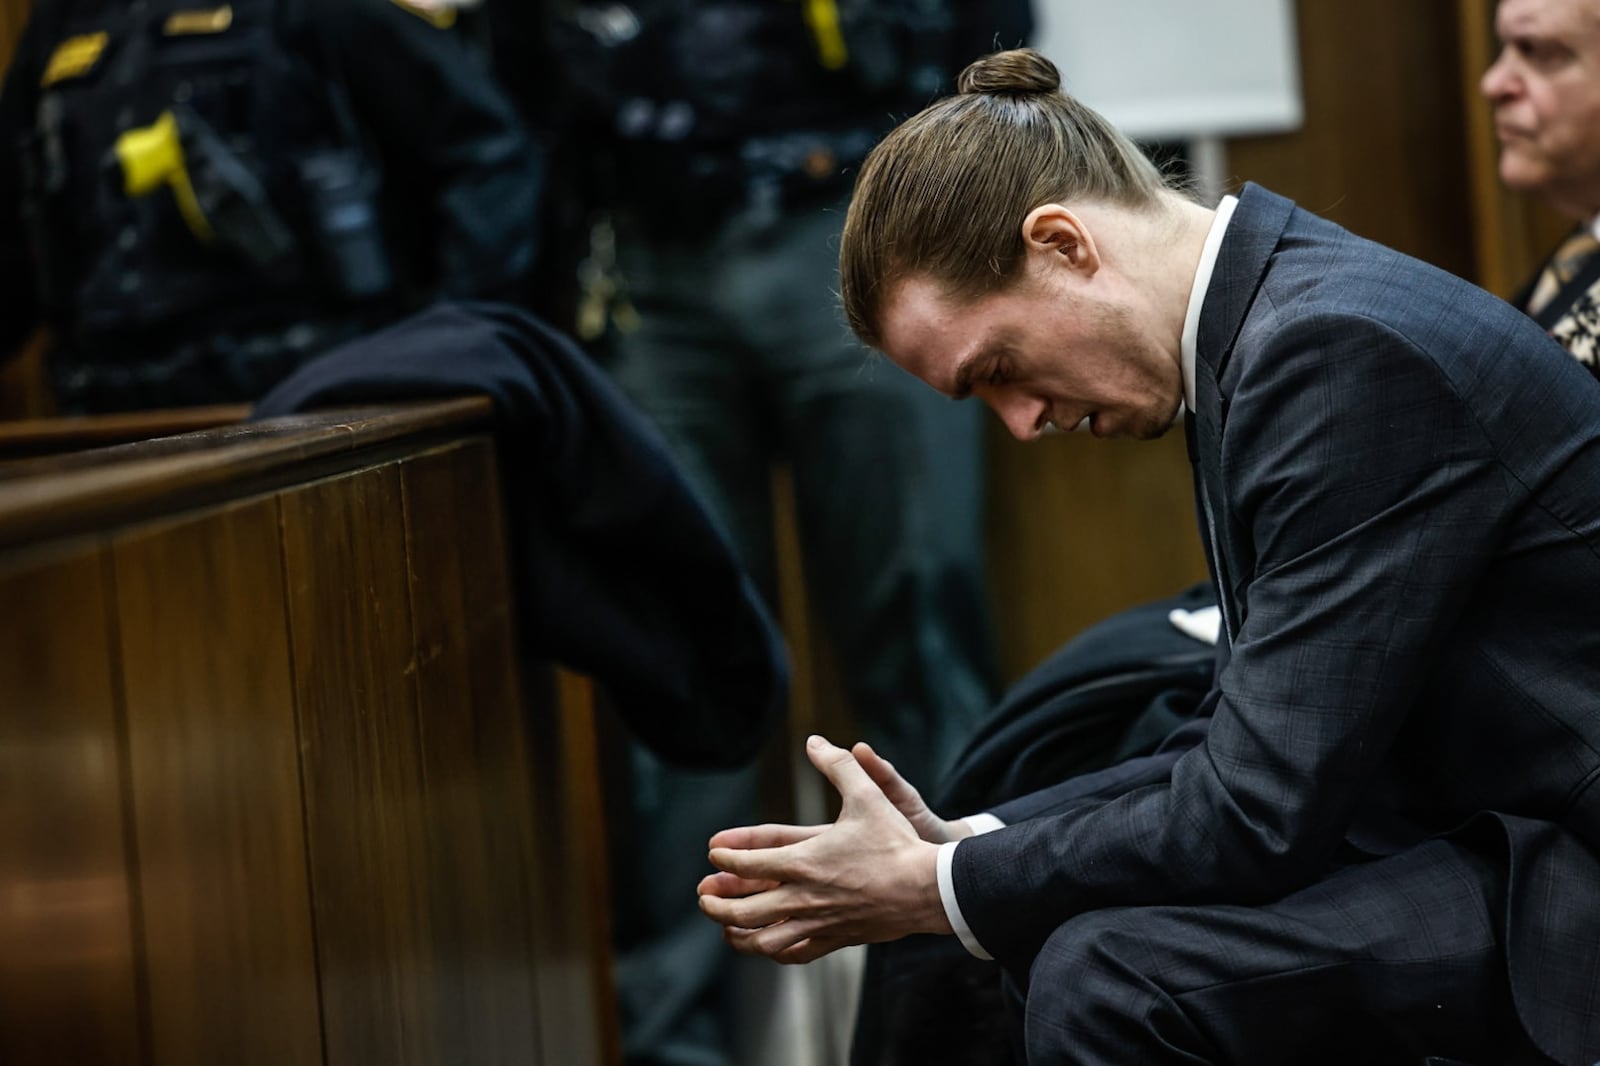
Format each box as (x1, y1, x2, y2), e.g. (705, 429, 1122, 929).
(111, 498, 323, 1066)
(399, 439, 562, 1066)
(284, 442, 617, 1066)
(0, 405, 249, 459)
(770, 462, 848, 825)
(1227, 0, 1478, 279)
(985, 428, 1209, 683)
(529, 669, 620, 1066)
(0, 0, 34, 76)
(0, 545, 143, 1066)
(279, 461, 438, 1066)
(1, 406, 616, 1065)
(0, 6, 43, 414)
(0, 331, 55, 422)
(0, 399, 491, 549)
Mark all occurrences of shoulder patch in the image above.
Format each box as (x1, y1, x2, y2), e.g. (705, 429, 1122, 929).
(388, 0, 457, 30)
(163, 6, 235, 36)
(41, 31, 109, 87)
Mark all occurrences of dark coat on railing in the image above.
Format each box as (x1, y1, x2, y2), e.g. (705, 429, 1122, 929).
(256, 300, 787, 769)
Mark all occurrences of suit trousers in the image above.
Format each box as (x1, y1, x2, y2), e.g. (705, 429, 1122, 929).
(601, 196, 997, 1066)
(1017, 837, 1552, 1066)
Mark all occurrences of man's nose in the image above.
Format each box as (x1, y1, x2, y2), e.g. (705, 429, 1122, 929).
(1482, 50, 1518, 101)
(989, 395, 1048, 441)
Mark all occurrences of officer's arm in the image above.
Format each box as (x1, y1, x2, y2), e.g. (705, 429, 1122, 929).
(315, 0, 542, 303)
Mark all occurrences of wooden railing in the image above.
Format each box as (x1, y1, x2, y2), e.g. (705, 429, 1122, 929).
(0, 400, 618, 1066)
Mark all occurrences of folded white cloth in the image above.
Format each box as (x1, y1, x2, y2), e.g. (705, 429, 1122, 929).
(1168, 605, 1221, 646)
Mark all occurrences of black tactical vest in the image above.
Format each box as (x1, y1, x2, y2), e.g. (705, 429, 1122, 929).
(20, 0, 389, 355)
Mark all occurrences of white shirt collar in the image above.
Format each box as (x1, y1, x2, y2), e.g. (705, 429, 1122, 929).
(1588, 213, 1600, 241)
(1180, 194, 1239, 414)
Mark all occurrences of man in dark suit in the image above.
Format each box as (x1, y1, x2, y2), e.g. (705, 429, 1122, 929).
(697, 47, 1600, 1066)
(1483, 0, 1600, 378)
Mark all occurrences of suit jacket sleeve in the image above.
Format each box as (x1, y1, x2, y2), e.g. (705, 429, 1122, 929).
(952, 307, 1512, 968)
(985, 712, 1213, 825)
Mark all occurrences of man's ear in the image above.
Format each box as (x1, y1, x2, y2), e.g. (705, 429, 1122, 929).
(1021, 204, 1100, 276)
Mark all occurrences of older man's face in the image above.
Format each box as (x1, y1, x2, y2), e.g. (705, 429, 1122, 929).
(1483, 0, 1600, 217)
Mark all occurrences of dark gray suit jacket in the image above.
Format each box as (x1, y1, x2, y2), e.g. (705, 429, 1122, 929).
(954, 184, 1600, 1065)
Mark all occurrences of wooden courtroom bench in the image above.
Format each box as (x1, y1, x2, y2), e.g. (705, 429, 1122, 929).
(0, 399, 619, 1066)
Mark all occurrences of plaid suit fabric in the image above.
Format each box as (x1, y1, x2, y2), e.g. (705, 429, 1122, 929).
(1022, 836, 1544, 1066)
(952, 186, 1600, 1066)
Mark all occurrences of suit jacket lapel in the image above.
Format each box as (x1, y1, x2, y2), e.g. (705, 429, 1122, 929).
(1189, 184, 1297, 649)
(1191, 365, 1240, 653)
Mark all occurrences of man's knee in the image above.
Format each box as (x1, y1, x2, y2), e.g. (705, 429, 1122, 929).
(1024, 908, 1188, 1064)
(1030, 908, 1149, 990)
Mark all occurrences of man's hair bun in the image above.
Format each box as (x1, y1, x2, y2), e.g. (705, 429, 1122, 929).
(956, 48, 1061, 96)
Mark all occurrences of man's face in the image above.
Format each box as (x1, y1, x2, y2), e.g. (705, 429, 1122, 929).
(877, 263, 1184, 443)
(1483, 0, 1600, 216)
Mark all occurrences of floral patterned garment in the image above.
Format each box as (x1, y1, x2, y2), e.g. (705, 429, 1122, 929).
(1548, 283, 1600, 382)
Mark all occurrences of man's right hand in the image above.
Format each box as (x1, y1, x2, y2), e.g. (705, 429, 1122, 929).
(852, 741, 973, 844)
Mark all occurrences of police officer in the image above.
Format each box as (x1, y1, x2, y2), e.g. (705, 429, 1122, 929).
(537, 3, 1030, 1064)
(0, 0, 542, 412)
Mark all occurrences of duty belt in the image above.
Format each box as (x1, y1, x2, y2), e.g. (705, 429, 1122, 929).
(613, 127, 881, 234)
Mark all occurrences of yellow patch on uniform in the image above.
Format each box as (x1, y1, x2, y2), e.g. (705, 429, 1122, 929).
(163, 6, 234, 36)
(388, 0, 457, 30)
(40, 31, 108, 87)
(115, 110, 215, 243)
(802, 0, 847, 69)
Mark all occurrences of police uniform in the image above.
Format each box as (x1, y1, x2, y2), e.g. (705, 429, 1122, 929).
(0, 0, 541, 412)
(536, 3, 1030, 1064)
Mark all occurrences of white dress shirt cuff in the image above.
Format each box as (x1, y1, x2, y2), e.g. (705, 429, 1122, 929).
(938, 815, 1005, 961)
(963, 812, 1006, 836)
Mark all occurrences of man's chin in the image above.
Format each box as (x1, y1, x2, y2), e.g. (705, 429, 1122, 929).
(1496, 155, 1547, 196)
(1139, 418, 1175, 442)
(1097, 418, 1173, 442)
